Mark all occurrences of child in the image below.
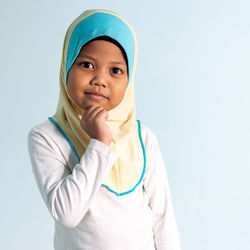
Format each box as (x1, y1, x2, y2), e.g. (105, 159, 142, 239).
(27, 9, 181, 250)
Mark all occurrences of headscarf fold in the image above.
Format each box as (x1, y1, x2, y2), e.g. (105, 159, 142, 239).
(50, 9, 145, 196)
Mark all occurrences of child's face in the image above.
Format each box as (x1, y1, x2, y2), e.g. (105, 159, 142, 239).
(67, 39, 128, 111)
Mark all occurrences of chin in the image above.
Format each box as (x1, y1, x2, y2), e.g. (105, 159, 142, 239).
(80, 101, 106, 110)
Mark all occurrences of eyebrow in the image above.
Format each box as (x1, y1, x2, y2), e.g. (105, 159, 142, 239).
(77, 55, 126, 66)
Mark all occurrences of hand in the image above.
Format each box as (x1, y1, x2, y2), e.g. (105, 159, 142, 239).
(80, 105, 112, 146)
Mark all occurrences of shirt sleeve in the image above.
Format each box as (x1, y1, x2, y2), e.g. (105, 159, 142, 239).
(143, 131, 182, 250)
(27, 127, 118, 228)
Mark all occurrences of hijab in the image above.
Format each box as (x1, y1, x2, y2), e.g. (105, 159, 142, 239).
(49, 9, 145, 196)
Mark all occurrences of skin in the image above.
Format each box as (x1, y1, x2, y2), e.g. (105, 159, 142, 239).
(67, 40, 128, 146)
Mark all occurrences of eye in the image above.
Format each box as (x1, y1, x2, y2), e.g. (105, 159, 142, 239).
(111, 67, 122, 75)
(80, 62, 94, 69)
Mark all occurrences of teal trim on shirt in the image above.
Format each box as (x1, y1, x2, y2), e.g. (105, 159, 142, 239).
(48, 117, 146, 196)
(48, 117, 80, 161)
(102, 120, 146, 196)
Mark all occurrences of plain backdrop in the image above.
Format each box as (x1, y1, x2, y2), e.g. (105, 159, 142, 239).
(1, 0, 250, 249)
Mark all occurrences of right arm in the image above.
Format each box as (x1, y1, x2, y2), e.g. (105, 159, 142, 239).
(28, 107, 117, 228)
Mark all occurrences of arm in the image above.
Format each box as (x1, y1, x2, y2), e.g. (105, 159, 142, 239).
(143, 131, 182, 250)
(27, 128, 118, 228)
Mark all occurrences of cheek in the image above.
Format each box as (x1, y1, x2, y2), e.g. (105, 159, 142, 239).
(120, 86, 127, 99)
(113, 83, 127, 103)
(66, 69, 74, 90)
(66, 78, 74, 98)
(67, 69, 83, 94)
(66, 74, 81, 102)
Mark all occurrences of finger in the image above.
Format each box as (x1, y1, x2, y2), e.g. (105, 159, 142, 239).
(82, 105, 99, 119)
(94, 108, 108, 121)
(88, 106, 104, 120)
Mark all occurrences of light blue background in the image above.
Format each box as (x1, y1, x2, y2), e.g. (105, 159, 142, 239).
(1, 0, 249, 249)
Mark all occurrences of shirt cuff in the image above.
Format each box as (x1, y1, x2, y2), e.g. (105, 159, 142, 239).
(85, 138, 119, 162)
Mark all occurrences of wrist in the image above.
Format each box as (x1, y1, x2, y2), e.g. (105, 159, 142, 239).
(97, 138, 112, 146)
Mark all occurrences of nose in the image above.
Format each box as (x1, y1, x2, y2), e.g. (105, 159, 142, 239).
(90, 69, 107, 87)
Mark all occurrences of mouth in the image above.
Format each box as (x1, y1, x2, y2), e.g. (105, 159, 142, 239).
(84, 91, 108, 100)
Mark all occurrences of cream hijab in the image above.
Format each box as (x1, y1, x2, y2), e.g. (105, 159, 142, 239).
(49, 9, 145, 196)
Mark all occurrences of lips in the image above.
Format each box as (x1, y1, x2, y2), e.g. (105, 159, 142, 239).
(84, 91, 108, 100)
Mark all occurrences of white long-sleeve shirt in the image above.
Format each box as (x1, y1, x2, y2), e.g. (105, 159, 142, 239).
(27, 120, 181, 250)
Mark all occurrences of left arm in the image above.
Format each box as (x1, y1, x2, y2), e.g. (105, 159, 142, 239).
(143, 130, 182, 250)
